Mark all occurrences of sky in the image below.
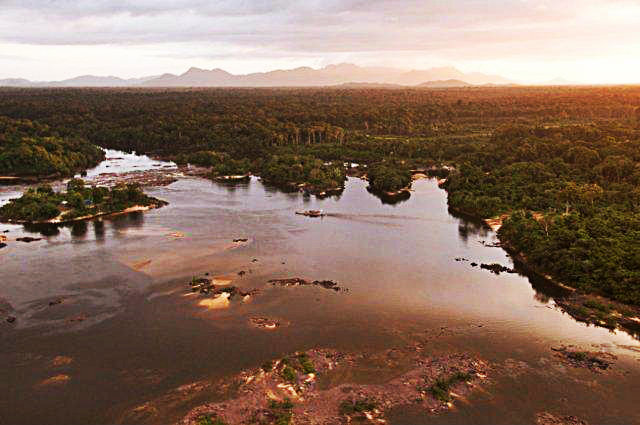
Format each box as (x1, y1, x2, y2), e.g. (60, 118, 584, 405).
(1, 0, 640, 84)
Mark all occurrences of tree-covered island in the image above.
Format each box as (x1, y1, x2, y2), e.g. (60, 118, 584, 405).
(0, 178, 167, 224)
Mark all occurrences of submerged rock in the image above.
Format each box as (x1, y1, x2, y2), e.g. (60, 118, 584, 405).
(16, 237, 42, 243)
(479, 263, 515, 275)
(249, 317, 282, 330)
(269, 277, 344, 292)
(551, 346, 616, 372)
(536, 412, 589, 425)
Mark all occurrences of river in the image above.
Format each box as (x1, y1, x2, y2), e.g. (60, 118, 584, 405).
(1, 152, 639, 425)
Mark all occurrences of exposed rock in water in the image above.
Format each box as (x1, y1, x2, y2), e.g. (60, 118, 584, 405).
(16, 237, 42, 243)
(180, 346, 489, 425)
(553, 293, 640, 334)
(189, 276, 259, 300)
(479, 240, 502, 248)
(551, 346, 616, 372)
(0, 242, 6, 249)
(295, 210, 325, 218)
(269, 277, 345, 292)
(536, 412, 589, 425)
(36, 374, 71, 387)
(51, 356, 73, 367)
(6, 316, 16, 323)
(86, 168, 179, 188)
(233, 238, 248, 242)
(479, 263, 515, 275)
(249, 317, 283, 330)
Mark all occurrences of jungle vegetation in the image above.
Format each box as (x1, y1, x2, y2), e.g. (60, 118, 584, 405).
(0, 178, 164, 222)
(0, 116, 104, 177)
(0, 86, 639, 303)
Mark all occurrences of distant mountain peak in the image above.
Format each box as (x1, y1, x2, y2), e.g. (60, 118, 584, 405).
(1, 63, 513, 87)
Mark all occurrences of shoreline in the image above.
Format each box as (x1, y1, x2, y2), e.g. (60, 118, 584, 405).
(1, 202, 166, 225)
(445, 201, 640, 335)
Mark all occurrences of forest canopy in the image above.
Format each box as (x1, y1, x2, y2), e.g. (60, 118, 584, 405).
(0, 116, 104, 177)
(1, 86, 640, 303)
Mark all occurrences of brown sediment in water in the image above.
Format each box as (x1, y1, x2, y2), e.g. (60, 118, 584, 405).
(536, 412, 589, 425)
(178, 345, 489, 425)
(132, 259, 152, 270)
(551, 346, 616, 372)
(50, 356, 73, 367)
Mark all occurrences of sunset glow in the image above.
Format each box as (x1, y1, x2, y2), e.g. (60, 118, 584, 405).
(1, 0, 639, 83)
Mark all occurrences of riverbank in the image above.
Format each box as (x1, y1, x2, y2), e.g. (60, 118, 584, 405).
(445, 200, 640, 337)
(2, 202, 166, 225)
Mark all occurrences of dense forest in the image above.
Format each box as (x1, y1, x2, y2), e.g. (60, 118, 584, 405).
(0, 116, 104, 177)
(0, 86, 639, 303)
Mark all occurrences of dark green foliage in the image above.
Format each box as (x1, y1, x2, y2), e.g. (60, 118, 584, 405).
(281, 365, 297, 383)
(268, 398, 294, 425)
(268, 399, 294, 410)
(196, 415, 227, 425)
(176, 150, 228, 167)
(583, 300, 610, 313)
(567, 351, 588, 362)
(367, 162, 412, 193)
(260, 154, 345, 191)
(0, 116, 104, 177)
(339, 398, 377, 415)
(0, 187, 62, 221)
(0, 182, 161, 223)
(428, 371, 472, 402)
(296, 353, 316, 374)
(499, 208, 640, 304)
(211, 158, 251, 177)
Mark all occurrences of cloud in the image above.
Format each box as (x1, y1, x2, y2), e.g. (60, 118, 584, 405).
(0, 0, 630, 49)
(0, 0, 639, 82)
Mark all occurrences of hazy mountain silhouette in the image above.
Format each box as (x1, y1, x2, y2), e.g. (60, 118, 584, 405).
(0, 63, 512, 87)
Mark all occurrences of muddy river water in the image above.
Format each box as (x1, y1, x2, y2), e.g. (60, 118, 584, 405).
(1, 153, 639, 425)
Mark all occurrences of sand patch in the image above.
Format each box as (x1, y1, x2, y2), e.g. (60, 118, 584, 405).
(211, 276, 233, 286)
(198, 293, 231, 309)
(132, 259, 152, 270)
(51, 356, 73, 367)
(37, 374, 70, 387)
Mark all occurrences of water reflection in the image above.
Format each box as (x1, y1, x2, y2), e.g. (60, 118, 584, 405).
(93, 220, 105, 242)
(366, 187, 411, 205)
(3, 171, 640, 425)
(23, 222, 60, 237)
(70, 221, 88, 239)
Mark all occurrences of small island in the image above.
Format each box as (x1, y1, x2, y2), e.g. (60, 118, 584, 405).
(365, 161, 413, 201)
(0, 178, 167, 224)
(260, 154, 346, 196)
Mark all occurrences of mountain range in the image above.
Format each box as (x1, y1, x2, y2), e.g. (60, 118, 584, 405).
(0, 64, 514, 88)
